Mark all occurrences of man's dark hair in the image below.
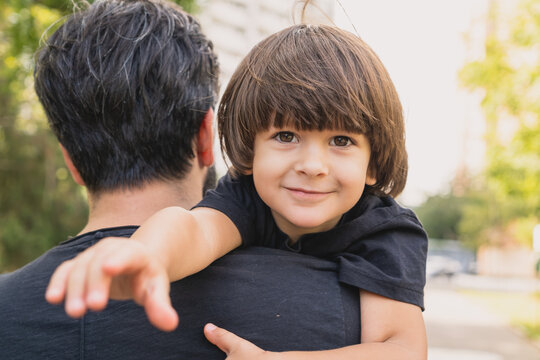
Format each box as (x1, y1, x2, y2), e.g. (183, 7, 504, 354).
(34, 0, 219, 193)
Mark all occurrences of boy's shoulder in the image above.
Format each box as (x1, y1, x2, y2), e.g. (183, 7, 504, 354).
(295, 193, 426, 258)
(199, 172, 263, 213)
(207, 172, 255, 193)
(343, 192, 420, 228)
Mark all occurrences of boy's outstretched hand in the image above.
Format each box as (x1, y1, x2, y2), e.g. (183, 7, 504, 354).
(45, 237, 179, 332)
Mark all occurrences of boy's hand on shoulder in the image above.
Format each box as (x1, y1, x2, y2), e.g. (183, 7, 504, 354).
(45, 237, 178, 332)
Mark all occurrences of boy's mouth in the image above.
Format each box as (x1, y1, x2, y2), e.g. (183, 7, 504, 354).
(284, 187, 333, 200)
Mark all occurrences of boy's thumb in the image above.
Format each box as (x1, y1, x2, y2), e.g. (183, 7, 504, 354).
(204, 323, 244, 355)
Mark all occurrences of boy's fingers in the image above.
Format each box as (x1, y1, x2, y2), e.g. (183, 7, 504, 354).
(204, 323, 257, 355)
(46, 259, 75, 304)
(47, 236, 176, 331)
(144, 277, 178, 332)
(64, 248, 97, 318)
(100, 239, 150, 276)
(98, 239, 157, 301)
(85, 247, 115, 311)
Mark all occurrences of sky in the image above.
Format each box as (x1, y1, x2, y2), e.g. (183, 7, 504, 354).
(333, 0, 489, 205)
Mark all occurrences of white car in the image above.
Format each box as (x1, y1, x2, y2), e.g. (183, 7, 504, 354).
(426, 255, 462, 278)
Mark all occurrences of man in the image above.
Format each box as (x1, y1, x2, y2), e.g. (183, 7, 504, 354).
(0, 1, 359, 359)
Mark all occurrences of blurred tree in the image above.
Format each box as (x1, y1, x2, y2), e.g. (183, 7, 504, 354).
(456, 0, 539, 249)
(415, 193, 466, 241)
(0, 0, 197, 272)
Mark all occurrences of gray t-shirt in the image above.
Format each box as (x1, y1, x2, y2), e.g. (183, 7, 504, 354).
(0, 226, 359, 359)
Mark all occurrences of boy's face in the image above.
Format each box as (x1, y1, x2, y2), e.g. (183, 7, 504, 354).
(250, 126, 375, 242)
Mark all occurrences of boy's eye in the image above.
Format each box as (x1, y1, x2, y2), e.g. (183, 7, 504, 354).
(274, 131, 297, 143)
(330, 136, 352, 147)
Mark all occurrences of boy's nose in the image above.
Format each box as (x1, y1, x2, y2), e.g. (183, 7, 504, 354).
(294, 146, 329, 177)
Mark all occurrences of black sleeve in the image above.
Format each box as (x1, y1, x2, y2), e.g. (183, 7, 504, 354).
(194, 173, 272, 247)
(292, 196, 428, 310)
(337, 216, 428, 310)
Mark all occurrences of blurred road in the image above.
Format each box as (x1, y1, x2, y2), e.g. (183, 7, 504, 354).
(425, 276, 540, 360)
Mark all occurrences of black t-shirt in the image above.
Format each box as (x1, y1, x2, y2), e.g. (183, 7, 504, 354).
(0, 227, 359, 359)
(197, 173, 428, 309)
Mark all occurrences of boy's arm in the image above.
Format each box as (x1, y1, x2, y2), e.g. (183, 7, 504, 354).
(132, 206, 242, 281)
(46, 206, 241, 331)
(204, 290, 427, 360)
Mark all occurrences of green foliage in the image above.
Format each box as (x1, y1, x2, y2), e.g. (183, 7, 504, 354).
(415, 194, 466, 241)
(0, 0, 197, 272)
(419, 0, 539, 250)
(456, 188, 513, 249)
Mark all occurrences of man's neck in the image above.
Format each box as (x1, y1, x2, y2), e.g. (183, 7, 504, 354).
(79, 180, 203, 235)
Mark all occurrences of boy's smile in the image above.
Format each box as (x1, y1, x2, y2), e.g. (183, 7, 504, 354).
(284, 187, 334, 200)
(250, 127, 375, 242)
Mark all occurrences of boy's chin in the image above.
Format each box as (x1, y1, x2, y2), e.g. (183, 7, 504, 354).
(289, 216, 340, 234)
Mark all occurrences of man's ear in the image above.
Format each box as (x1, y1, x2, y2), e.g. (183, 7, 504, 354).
(60, 145, 85, 186)
(197, 108, 215, 167)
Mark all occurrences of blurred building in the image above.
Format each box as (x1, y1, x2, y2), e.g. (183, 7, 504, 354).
(198, 0, 335, 87)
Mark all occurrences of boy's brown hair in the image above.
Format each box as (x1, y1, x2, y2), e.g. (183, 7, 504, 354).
(218, 24, 407, 197)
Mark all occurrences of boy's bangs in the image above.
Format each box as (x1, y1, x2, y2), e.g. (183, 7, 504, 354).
(259, 78, 371, 134)
(269, 110, 368, 134)
(248, 26, 374, 135)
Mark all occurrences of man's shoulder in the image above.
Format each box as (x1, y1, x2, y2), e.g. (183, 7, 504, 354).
(0, 244, 81, 359)
(0, 226, 139, 288)
(0, 226, 139, 319)
(0, 226, 141, 360)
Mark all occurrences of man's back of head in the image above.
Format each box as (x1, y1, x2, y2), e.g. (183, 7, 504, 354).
(34, 0, 219, 194)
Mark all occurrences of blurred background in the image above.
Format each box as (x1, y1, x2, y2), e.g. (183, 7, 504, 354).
(0, 0, 538, 358)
